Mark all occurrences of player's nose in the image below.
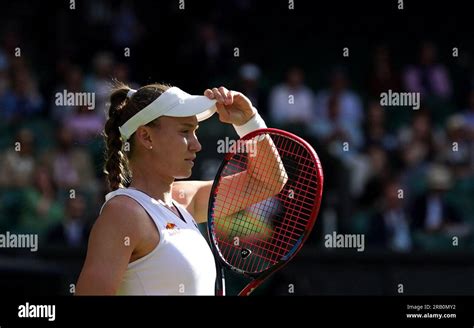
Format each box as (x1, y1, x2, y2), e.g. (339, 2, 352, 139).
(189, 135, 202, 153)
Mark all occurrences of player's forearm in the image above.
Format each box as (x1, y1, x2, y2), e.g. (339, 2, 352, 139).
(247, 134, 288, 193)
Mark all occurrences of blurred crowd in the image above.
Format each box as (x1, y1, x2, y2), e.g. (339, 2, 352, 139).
(0, 1, 474, 253)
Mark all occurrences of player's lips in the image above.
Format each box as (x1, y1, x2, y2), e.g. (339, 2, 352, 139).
(185, 156, 196, 165)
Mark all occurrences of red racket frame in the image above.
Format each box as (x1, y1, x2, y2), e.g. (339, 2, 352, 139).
(207, 128, 324, 296)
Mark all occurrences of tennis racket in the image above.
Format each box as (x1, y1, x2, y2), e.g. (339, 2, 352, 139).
(207, 128, 324, 296)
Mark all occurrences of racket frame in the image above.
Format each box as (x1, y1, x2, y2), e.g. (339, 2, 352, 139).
(207, 128, 324, 296)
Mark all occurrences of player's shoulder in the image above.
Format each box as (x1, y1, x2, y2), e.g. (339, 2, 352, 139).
(95, 195, 149, 237)
(103, 194, 145, 214)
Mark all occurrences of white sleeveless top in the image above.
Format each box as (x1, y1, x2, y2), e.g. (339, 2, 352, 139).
(99, 188, 216, 295)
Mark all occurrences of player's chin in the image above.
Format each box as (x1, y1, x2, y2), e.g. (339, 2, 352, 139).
(174, 168, 193, 179)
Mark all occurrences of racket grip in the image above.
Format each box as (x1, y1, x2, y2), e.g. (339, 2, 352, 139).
(215, 266, 226, 296)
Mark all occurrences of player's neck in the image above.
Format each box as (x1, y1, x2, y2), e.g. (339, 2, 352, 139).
(128, 167, 174, 206)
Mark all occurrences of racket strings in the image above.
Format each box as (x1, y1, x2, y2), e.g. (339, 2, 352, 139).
(212, 132, 321, 274)
(217, 148, 314, 271)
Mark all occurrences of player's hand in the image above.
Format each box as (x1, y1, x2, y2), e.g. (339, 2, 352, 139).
(204, 86, 257, 126)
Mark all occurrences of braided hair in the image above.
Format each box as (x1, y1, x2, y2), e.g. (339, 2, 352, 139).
(103, 81, 170, 191)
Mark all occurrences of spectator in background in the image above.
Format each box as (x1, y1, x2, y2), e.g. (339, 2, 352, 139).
(47, 194, 90, 248)
(368, 45, 402, 99)
(64, 105, 104, 145)
(311, 84, 367, 199)
(17, 165, 63, 235)
(358, 144, 393, 209)
(39, 125, 99, 197)
(314, 66, 363, 132)
(311, 93, 363, 155)
(234, 63, 268, 118)
(84, 52, 115, 120)
(0, 128, 36, 187)
(60, 63, 136, 144)
(403, 41, 452, 100)
(439, 115, 473, 178)
(398, 110, 442, 201)
(311, 94, 366, 198)
(399, 110, 439, 164)
(50, 65, 85, 122)
(410, 164, 466, 235)
(368, 178, 412, 252)
(362, 100, 398, 152)
(269, 66, 315, 126)
(0, 61, 43, 124)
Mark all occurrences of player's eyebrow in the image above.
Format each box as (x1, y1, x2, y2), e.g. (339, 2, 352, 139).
(180, 123, 199, 129)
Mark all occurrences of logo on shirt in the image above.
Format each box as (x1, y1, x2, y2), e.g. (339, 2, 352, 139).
(165, 222, 182, 236)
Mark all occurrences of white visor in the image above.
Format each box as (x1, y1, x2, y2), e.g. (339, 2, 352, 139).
(118, 86, 217, 140)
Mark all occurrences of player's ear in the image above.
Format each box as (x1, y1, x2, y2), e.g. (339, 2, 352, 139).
(135, 125, 154, 150)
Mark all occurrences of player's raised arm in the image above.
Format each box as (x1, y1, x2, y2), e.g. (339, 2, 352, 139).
(178, 87, 287, 222)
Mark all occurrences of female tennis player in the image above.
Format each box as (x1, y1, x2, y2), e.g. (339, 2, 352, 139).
(75, 83, 287, 295)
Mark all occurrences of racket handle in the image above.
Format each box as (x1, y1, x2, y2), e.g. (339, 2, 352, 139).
(215, 266, 226, 296)
(239, 282, 259, 296)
